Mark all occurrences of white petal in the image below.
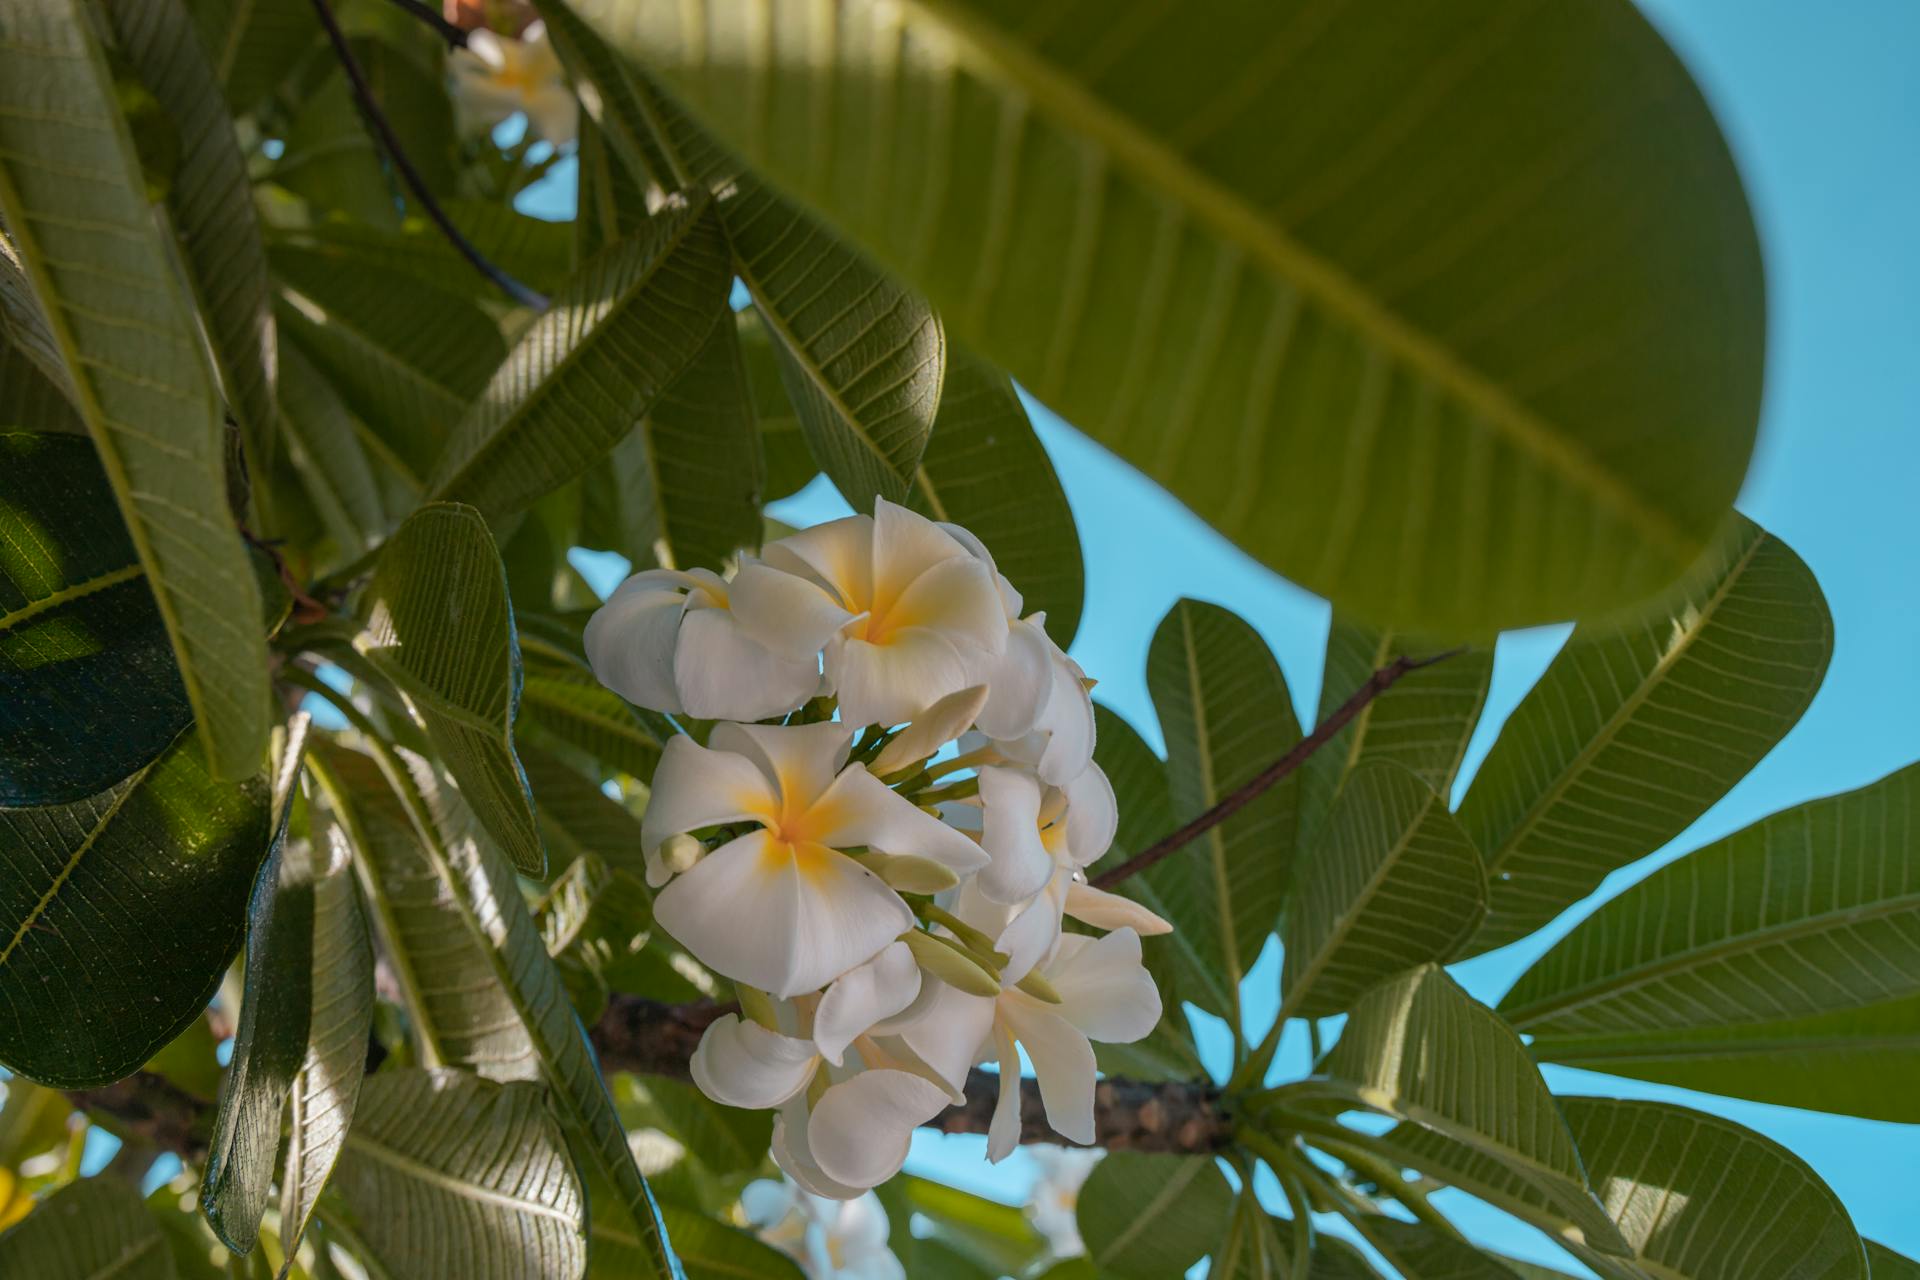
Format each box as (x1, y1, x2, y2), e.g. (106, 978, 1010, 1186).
(653, 831, 913, 997)
(976, 765, 1055, 903)
(739, 1178, 798, 1230)
(1035, 643, 1097, 786)
(763, 514, 874, 606)
(673, 608, 822, 722)
(688, 1014, 818, 1109)
(975, 618, 1051, 741)
(881, 551, 1010, 660)
(1064, 882, 1172, 935)
(772, 1096, 863, 1201)
(996, 868, 1069, 985)
(1002, 1000, 1097, 1147)
(808, 765, 990, 874)
(813, 942, 922, 1066)
(896, 981, 997, 1098)
(985, 1023, 1024, 1163)
(1046, 929, 1162, 1045)
(638, 735, 773, 872)
(870, 498, 971, 603)
(937, 521, 1022, 619)
(832, 1194, 898, 1270)
(583, 571, 695, 715)
(870, 684, 990, 776)
(807, 1069, 951, 1191)
(829, 628, 978, 730)
(462, 27, 508, 70)
(1062, 763, 1118, 869)
(710, 720, 855, 813)
(729, 559, 857, 663)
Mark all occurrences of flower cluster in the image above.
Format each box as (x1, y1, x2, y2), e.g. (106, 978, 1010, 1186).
(449, 19, 577, 146)
(585, 500, 1170, 1196)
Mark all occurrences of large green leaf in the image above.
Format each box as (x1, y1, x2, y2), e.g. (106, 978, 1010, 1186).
(0, 231, 77, 414)
(104, 0, 279, 486)
(0, 1176, 172, 1279)
(535, 0, 945, 511)
(908, 344, 1085, 647)
(882, 1174, 1048, 1277)
(1076, 1152, 1233, 1280)
(1143, 598, 1298, 1024)
(1299, 620, 1493, 841)
(1868, 1244, 1920, 1278)
(1288, 965, 1626, 1255)
(267, 203, 576, 303)
(642, 1205, 802, 1280)
(0, 731, 269, 1087)
(276, 342, 389, 562)
(0, 0, 269, 779)
(1530, 994, 1920, 1126)
(1504, 762, 1920, 1042)
(735, 312, 815, 502)
(335, 1068, 588, 1280)
(1459, 516, 1830, 953)
(365, 503, 545, 877)
(0, 432, 193, 805)
(521, 668, 670, 780)
(1557, 1097, 1866, 1280)
(425, 199, 733, 520)
(0, 333, 80, 434)
(187, 0, 319, 113)
(521, 743, 652, 884)
(1283, 761, 1486, 1019)
(279, 810, 375, 1270)
(578, 312, 764, 572)
(1332, 1214, 1521, 1280)
(579, 0, 1765, 636)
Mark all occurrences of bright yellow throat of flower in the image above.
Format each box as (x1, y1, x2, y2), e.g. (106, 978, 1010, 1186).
(747, 790, 844, 881)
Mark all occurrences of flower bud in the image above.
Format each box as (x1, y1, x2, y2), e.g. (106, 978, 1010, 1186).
(856, 852, 961, 895)
(900, 929, 1002, 997)
(1014, 970, 1064, 1004)
(659, 833, 705, 876)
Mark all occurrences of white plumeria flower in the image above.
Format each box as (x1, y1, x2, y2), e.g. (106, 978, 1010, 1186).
(642, 722, 988, 997)
(584, 567, 821, 723)
(901, 928, 1161, 1160)
(1026, 1147, 1101, 1258)
(731, 499, 1008, 729)
(973, 761, 1118, 906)
(448, 20, 578, 145)
(941, 524, 1096, 786)
(743, 1180, 905, 1280)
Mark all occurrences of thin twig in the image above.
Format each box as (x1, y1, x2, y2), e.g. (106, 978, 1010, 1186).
(1092, 647, 1465, 889)
(307, 0, 548, 310)
(385, 0, 468, 45)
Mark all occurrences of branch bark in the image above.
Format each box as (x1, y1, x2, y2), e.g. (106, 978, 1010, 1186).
(69, 996, 1230, 1163)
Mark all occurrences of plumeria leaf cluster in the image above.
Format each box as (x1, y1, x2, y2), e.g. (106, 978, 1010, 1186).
(0, 1, 1910, 1279)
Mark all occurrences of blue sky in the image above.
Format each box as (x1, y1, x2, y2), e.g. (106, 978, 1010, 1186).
(543, 1, 1920, 1268)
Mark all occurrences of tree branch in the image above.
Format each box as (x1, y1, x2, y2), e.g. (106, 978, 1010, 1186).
(385, 0, 469, 46)
(1091, 647, 1465, 890)
(68, 996, 1229, 1164)
(307, 0, 548, 310)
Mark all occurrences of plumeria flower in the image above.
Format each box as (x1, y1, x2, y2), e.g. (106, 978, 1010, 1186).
(731, 499, 1008, 729)
(1026, 1147, 1101, 1257)
(642, 722, 988, 997)
(585, 566, 823, 724)
(743, 1180, 905, 1280)
(972, 761, 1118, 906)
(902, 928, 1161, 1160)
(448, 19, 577, 145)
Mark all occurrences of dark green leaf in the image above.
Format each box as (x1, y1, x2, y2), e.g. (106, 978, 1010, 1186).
(895, 1173, 1048, 1276)
(0, 332, 81, 434)
(1076, 1152, 1232, 1280)
(366, 503, 545, 877)
(187, 0, 319, 113)
(0, 1176, 172, 1279)
(0, 0, 270, 779)
(0, 432, 193, 805)
(1868, 1243, 1920, 1279)
(1336, 1215, 1519, 1279)
(647, 1204, 803, 1280)
(521, 669, 669, 780)
(620, 1077, 769, 1179)
(736, 313, 815, 503)
(1459, 515, 1830, 953)
(0, 731, 269, 1087)
(276, 342, 389, 563)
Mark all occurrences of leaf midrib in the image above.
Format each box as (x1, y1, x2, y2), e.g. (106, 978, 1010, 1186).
(0, 562, 144, 632)
(1090, 1155, 1205, 1267)
(0, 757, 149, 967)
(1284, 788, 1433, 1015)
(900, 0, 1692, 560)
(1181, 605, 1241, 1006)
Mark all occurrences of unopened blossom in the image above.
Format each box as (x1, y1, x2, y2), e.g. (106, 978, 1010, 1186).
(731, 499, 1008, 729)
(448, 20, 577, 145)
(584, 567, 821, 723)
(1026, 1147, 1101, 1258)
(743, 1179, 904, 1280)
(643, 722, 988, 997)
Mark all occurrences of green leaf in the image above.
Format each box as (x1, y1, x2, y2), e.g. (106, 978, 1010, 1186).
(0, 730, 270, 1087)
(278, 811, 375, 1271)
(534, 0, 944, 511)
(521, 669, 670, 780)
(893, 1174, 1048, 1276)
(1335, 1215, 1520, 1279)
(581, 0, 1765, 636)
(0, 432, 194, 805)
(0, 0, 270, 779)
(1868, 1243, 1920, 1279)
(1295, 965, 1626, 1255)
(0, 331, 82, 434)
(103, 0, 279, 487)
(267, 203, 576, 303)
(276, 342, 389, 562)
(579, 312, 764, 572)
(0, 232, 78, 415)
(1299, 621, 1492, 841)
(736, 313, 815, 503)
(1459, 515, 1830, 953)
(619, 1076, 769, 1179)
(908, 344, 1085, 647)
(365, 503, 545, 877)
(334, 1068, 588, 1280)
(535, 851, 653, 1011)
(0, 1176, 173, 1279)
(1505, 761, 1920, 1042)
(425, 198, 733, 521)
(1144, 599, 1298, 1023)
(521, 743, 651, 884)
(187, 0, 319, 113)
(1076, 1152, 1233, 1280)
(645, 1205, 803, 1280)
(1556, 1097, 1866, 1280)
(1284, 761, 1486, 1019)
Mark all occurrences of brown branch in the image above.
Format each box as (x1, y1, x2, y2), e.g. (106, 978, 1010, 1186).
(307, 0, 548, 310)
(1091, 647, 1465, 890)
(69, 997, 1227, 1163)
